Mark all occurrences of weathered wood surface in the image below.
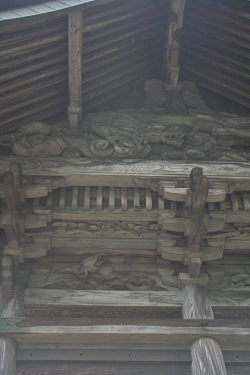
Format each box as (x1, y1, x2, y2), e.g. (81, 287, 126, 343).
(190, 337, 227, 375)
(189, 176, 209, 222)
(0, 337, 17, 375)
(164, 0, 186, 86)
(182, 284, 214, 319)
(15, 362, 193, 375)
(17, 361, 250, 375)
(0, 284, 25, 375)
(182, 284, 227, 375)
(1, 254, 15, 299)
(0, 158, 250, 182)
(15, 348, 250, 363)
(4, 318, 250, 349)
(15, 361, 250, 375)
(68, 11, 82, 130)
(3, 171, 21, 219)
(24, 289, 250, 309)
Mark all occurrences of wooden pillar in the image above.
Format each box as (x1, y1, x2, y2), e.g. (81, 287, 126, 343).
(182, 284, 227, 375)
(164, 0, 186, 87)
(0, 284, 25, 375)
(0, 337, 17, 375)
(68, 11, 83, 131)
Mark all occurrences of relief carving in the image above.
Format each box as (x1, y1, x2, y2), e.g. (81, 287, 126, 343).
(1, 92, 250, 162)
(52, 221, 166, 238)
(56, 254, 105, 279)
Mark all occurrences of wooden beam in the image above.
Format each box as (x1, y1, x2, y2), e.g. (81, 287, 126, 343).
(68, 11, 83, 131)
(164, 0, 186, 86)
(4, 317, 250, 349)
(15, 361, 250, 375)
(0, 158, 250, 183)
(182, 284, 227, 375)
(16, 348, 250, 363)
(24, 289, 250, 310)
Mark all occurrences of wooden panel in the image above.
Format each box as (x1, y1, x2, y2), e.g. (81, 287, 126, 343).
(0, 15, 68, 134)
(81, 0, 169, 111)
(180, 0, 250, 109)
(0, 0, 168, 134)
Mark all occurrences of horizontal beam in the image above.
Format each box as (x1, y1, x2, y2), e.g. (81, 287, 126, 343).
(0, 158, 250, 183)
(16, 348, 250, 363)
(5, 318, 250, 349)
(24, 289, 250, 309)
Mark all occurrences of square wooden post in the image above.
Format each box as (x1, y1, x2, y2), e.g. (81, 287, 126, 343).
(68, 11, 83, 131)
(163, 0, 186, 87)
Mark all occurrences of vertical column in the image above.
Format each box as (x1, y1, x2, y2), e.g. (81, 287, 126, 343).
(68, 11, 83, 131)
(0, 337, 17, 375)
(0, 284, 25, 375)
(182, 284, 227, 375)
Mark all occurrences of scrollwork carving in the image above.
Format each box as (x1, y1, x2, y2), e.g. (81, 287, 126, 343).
(52, 221, 165, 238)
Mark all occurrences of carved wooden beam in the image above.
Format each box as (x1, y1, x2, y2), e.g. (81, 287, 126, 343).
(164, 0, 186, 86)
(182, 284, 227, 375)
(68, 11, 83, 131)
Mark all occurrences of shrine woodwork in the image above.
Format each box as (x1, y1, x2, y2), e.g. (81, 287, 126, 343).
(68, 11, 83, 130)
(182, 284, 227, 375)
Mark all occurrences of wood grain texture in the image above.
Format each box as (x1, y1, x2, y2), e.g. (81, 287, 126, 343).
(0, 337, 17, 375)
(16, 361, 190, 375)
(182, 284, 227, 375)
(0, 284, 24, 375)
(15, 361, 250, 375)
(24, 289, 250, 309)
(191, 337, 227, 375)
(182, 284, 214, 319)
(1, 158, 250, 181)
(68, 11, 82, 130)
(1, 254, 15, 298)
(5, 318, 250, 349)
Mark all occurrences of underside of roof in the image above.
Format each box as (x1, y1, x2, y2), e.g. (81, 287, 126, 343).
(0, 0, 249, 135)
